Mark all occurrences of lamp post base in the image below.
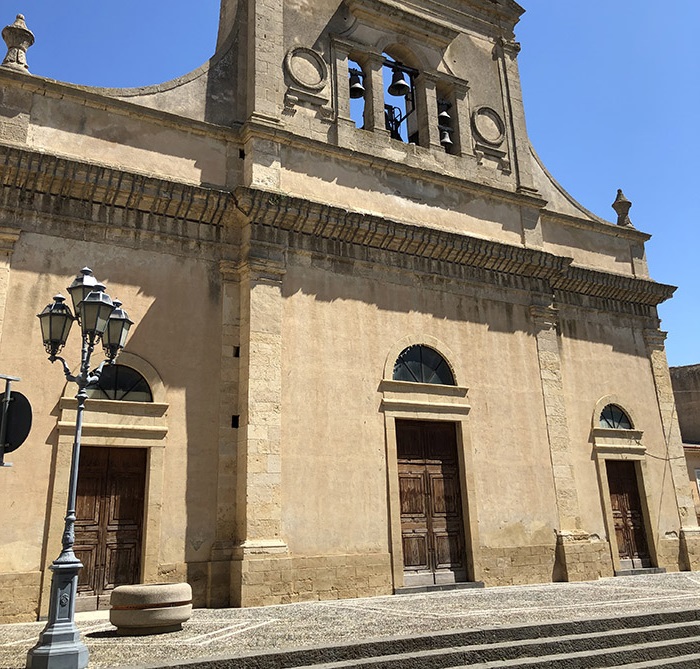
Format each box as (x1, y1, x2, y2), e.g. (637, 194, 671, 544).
(26, 559, 89, 669)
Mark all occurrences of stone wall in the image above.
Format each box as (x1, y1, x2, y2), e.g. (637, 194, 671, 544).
(0, 571, 40, 623)
(671, 365, 700, 444)
(232, 553, 392, 607)
(479, 545, 557, 586)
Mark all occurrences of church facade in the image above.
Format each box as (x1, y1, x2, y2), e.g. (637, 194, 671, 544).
(1, 0, 698, 623)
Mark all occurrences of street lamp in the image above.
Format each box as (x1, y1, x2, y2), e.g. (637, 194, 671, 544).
(28, 268, 133, 669)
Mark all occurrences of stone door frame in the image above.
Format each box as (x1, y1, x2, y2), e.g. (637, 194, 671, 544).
(39, 352, 168, 617)
(591, 395, 660, 574)
(380, 335, 479, 590)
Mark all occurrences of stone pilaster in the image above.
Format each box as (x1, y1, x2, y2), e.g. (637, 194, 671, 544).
(357, 50, 389, 136)
(644, 327, 700, 570)
(207, 260, 242, 607)
(530, 302, 580, 531)
(414, 71, 442, 150)
(531, 301, 607, 580)
(231, 239, 288, 606)
(450, 80, 473, 157)
(0, 228, 20, 347)
(245, 0, 284, 123)
(331, 40, 353, 125)
(495, 37, 538, 195)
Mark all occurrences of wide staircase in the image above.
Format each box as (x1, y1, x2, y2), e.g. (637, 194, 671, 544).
(169, 609, 700, 668)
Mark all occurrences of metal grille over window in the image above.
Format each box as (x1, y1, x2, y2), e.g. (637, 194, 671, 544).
(393, 345, 455, 385)
(599, 404, 632, 429)
(86, 364, 153, 402)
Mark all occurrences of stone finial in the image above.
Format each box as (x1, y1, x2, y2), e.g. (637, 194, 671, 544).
(612, 189, 633, 227)
(2, 14, 34, 73)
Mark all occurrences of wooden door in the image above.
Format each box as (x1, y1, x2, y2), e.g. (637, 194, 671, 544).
(75, 447, 146, 607)
(606, 460, 651, 570)
(396, 420, 467, 586)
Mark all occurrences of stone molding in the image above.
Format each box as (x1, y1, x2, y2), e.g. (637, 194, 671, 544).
(57, 397, 169, 446)
(644, 328, 668, 351)
(345, 0, 522, 46)
(0, 144, 233, 225)
(529, 304, 558, 332)
(234, 187, 569, 279)
(591, 428, 646, 459)
(234, 187, 674, 309)
(0, 144, 674, 313)
(553, 266, 674, 307)
(554, 290, 657, 319)
(344, 0, 460, 49)
(0, 226, 20, 255)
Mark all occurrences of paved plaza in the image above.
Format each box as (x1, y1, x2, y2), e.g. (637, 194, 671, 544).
(3, 572, 700, 668)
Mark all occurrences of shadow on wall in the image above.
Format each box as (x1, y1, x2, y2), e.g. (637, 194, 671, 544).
(281, 256, 651, 356)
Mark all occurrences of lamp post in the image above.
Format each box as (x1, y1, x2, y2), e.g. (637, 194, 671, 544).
(27, 268, 133, 669)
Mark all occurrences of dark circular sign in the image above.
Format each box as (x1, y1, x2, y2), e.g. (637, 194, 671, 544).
(3, 391, 32, 453)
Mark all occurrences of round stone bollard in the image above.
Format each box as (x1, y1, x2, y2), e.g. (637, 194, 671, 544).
(110, 583, 192, 636)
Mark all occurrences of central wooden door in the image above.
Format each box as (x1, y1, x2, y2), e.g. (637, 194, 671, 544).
(396, 420, 467, 587)
(75, 447, 147, 609)
(606, 460, 651, 570)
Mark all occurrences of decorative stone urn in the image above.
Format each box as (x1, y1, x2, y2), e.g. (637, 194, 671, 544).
(109, 583, 193, 636)
(2, 14, 34, 72)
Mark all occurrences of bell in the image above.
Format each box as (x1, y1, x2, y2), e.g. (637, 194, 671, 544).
(349, 70, 365, 99)
(438, 102, 451, 123)
(387, 67, 411, 97)
(440, 128, 453, 147)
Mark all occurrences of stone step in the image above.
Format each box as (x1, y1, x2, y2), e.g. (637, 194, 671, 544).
(297, 631, 700, 668)
(460, 638, 700, 668)
(618, 653, 700, 667)
(165, 610, 700, 669)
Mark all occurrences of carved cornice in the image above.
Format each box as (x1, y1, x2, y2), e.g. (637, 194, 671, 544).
(643, 328, 668, 352)
(552, 266, 675, 307)
(234, 187, 675, 309)
(0, 145, 676, 313)
(234, 187, 569, 280)
(0, 145, 234, 228)
(345, 0, 461, 49)
(554, 290, 657, 320)
(344, 0, 522, 46)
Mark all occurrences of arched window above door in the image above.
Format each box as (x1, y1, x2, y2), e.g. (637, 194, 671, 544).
(393, 345, 455, 385)
(599, 404, 633, 430)
(86, 364, 153, 402)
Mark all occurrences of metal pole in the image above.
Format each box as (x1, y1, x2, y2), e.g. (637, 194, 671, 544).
(0, 377, 11, 467)
(26, 340, 93, 669)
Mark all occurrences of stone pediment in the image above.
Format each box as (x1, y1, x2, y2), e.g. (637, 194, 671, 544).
(343, 0, 524, 47)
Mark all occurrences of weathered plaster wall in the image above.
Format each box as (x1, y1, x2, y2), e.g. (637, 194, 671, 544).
(279, 253, 558, 560)
(559, 311, 684, 562)
(0, 231, 223, 620)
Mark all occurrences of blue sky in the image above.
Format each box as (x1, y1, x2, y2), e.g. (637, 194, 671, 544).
(5, 2, 698, 366)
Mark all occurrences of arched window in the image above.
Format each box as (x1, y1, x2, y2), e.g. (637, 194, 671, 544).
(393, 345, 455, 385)
(86, 364, 153, 402)
(348, 58, 366, 129)
(383, 53, 417, 143)
(599, 404, 632, 430)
